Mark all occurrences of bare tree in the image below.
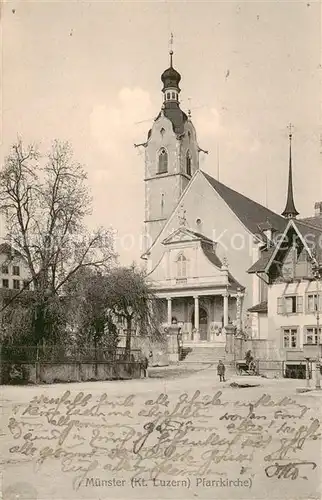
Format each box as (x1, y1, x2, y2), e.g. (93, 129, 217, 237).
(0, 139, 116, 342)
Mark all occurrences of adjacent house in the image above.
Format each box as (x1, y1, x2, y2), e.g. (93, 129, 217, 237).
(248, 214, 322, 375)
(0, 242, 33, 317)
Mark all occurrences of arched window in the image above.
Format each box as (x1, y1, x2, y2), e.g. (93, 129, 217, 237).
(167, 92, 171, 100)
(158, 148, 168, 174)
(177, 253, 187, 278)
(186, 151, 192, 176)
(172, 92, 176, 99)
(188, 131, 191, 141)
(160, 127, 165, 137)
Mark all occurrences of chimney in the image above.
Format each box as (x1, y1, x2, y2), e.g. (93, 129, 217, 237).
(314, 201, 322, 217)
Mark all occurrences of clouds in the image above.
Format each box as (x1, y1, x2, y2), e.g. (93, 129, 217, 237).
(194, 106, 261, 156)
(89, 87, 154, 170)
(87, 87, 156, 263)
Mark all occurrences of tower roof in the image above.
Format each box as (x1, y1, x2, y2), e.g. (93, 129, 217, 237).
(155, 106, 188, 135)
(281, 127, 299, 219)
(161, 50, 181, 92)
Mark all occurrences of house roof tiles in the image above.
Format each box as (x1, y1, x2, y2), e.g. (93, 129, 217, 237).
(248, 300, 268, 313)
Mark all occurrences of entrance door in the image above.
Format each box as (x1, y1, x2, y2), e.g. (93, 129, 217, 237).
(199, 307, 208, 341)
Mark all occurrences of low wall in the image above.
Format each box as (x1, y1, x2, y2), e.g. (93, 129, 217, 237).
(1, 361, 141, 385)
(257, 360, 284, 378)
(118, 335, 169, 366)
(234, 338, 283, 362)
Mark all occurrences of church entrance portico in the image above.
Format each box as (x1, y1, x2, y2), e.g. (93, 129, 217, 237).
(158, 290, 243, 346)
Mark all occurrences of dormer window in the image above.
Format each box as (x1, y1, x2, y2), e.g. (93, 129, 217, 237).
(186, 151, 192, 176)
(158, 148, 168, 174)
(177, 253, 187, 278)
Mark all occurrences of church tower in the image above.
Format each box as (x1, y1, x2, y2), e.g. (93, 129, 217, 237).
(143, 47, 200, 250)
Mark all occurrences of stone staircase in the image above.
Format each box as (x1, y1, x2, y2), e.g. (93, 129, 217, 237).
(180, 344, 228, 364)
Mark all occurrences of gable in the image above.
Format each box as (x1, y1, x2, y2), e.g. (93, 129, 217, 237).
(250, 219, 321, 281)
(162, 228, 199, 244)
(162, 227, 214, 245)
(148, 241, 224, 284)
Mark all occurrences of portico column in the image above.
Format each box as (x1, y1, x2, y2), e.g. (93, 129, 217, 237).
(167, 297, 172, 325)
(194, 295, 199, 341)
(212, 296, 218, 341)
(223, 291, 229, 327)
(213, 296, 217, 322)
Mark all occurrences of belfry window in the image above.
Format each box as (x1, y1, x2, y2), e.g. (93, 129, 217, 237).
(167, 92, 171, 100)
(177, 253, 187, 278)
(158, 148, 168, 174)
(186, 151, 192, 176)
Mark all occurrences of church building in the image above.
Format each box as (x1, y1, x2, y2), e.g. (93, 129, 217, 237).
(139, 48, 316, 359)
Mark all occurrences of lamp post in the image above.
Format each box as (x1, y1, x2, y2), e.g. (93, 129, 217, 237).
(312, 260, 321, 390)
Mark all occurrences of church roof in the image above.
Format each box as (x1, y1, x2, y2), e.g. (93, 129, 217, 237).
(200, 240, 245, 291)
(202, 171, 287, 237)
(200, 240, 222, 268)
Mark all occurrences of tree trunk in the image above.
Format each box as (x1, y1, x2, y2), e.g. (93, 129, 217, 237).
(34, 302, 45, 345)
(125, 316, 132, 360)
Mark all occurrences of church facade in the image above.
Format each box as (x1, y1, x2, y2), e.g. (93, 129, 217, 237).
(139, 50, 307, 353)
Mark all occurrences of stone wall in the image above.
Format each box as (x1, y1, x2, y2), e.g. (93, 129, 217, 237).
(0, 361, 141, 385)
(118, 335, 169, 366)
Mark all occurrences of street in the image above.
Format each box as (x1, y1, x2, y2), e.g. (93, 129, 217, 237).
(1, 365, 321, 500)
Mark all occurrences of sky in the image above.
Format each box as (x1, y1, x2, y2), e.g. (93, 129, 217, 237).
(1, 0, 321, 264)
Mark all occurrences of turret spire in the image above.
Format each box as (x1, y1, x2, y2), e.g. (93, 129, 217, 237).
(282, 123, 299, 219)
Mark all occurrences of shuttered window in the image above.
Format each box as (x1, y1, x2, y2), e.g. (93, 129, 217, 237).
(277, 295, 303, 314)
(277, 297, 284, 314)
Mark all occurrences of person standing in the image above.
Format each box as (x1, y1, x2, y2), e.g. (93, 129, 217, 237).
(217, 360, 226, 382)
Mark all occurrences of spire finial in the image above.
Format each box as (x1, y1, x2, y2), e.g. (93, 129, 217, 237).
(288, 122, 294, 141)
(169, 32, 174, 67)
(282, 123, 299, 219)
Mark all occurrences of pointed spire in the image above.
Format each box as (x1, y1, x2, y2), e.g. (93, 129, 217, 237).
(282, 123, 299, 219)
